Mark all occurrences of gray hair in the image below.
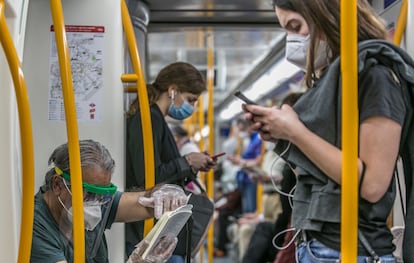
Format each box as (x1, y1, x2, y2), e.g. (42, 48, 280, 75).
(42, 139, 115, 191)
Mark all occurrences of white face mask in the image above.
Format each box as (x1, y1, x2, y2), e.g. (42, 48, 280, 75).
(285, 34, 329, 71)
(58, 196, 102, 231)
(69, 205, 102, 231)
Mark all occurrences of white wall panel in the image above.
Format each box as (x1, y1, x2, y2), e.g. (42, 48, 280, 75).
(23, 0, 125, 261)
(0, 0, 29, 261)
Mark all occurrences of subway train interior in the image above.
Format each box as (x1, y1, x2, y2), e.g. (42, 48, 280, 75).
(1, 0, 413, 262)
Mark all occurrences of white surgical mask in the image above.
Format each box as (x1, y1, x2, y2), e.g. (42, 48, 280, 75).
(285, 34, 329, 71)
(58, 196, 102, 231)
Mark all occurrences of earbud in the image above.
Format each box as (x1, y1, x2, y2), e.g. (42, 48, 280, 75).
(171, 91, 175, 100)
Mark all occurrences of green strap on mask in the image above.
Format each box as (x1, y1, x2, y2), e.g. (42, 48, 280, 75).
(55, 167, 117, 195)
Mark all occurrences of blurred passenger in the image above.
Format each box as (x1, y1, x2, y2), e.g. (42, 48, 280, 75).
(240, 93, 303, 263)
(243, 0, 414, 262)
(125, 62, 217, 262)
(228, 141, 283, 262)
(220, 119, 250, 194)
(228, 118, 262, 214)
(31, 139, 188, 263)
(172, 125, 204, 194)
(172, 125, 200, 156)
(213, 119, 247, 257)
(242, 163, 296, 263)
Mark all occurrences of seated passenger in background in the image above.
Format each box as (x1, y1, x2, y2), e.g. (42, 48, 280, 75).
(172, 125, 200, 156)
(213, 119, 249, 257)
(242, 92, 303, 263)
(228, 118, 262, 214)
(228, 141, 283, 262)
(31, 139, 188, 263)
(172, 125, 204, 194)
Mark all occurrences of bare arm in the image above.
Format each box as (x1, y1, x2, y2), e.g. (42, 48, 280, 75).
(115, 191, 153, 223)
(115, 184, 189, 222)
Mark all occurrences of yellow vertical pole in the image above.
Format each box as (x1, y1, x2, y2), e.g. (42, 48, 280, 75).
(340, 0, 358, 262)
(50, 1, 85, 262)
(197, 31, 206, 188)
(206, 30, 215, 263)
(121, 0, 155, 234)
(256, 142, 266, 215)
(50, 0, 85, 260)
(198, 96, 205, 174)
(198, 97, 205, 151)
(197, 95, 206, 263)
(0, 2, 35, 262)
(198, 30, 206, 153)
(393, 0, 408, 45)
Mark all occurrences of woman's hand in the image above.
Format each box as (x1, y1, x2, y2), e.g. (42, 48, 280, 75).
(127, 235, 178, 263)
(243, 104, 303, 143)
(185, 152, 216, 172)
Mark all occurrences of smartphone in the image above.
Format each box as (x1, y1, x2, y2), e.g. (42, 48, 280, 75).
(211, 152, 226, 159)
(234, 91, 257, 105)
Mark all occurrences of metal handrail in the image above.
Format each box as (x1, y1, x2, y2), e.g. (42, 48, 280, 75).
(255, 142, 266, 215)
(49, 0, 85, 262)
(121, 0, 155, 234)
(0, 1, 35, 262)
(340, 0, 358, 261)
(393, 0, 408, 45)
(206, 31, 215, 263)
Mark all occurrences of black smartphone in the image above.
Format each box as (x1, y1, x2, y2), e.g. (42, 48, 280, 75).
(234, 91, 257, 105)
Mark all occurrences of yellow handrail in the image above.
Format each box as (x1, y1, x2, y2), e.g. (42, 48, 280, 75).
(393, 0, 408, 45)
(340, 0, 358, 262)
(255, 142, 266, 215)
(49, 1, 85, 262)
(0, 1, 35, 262)
(206, 30, 215, 263)
(121, 0, 155, 234)
(198, 95, 205, 188)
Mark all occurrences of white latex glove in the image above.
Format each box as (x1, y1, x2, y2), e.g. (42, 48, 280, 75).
(138, 184, 190, 219)
(126, 235, 178, 263)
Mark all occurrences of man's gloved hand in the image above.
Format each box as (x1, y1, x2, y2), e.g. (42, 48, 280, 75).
(126, 235, 178, 263)
(139, 184, 190, 219)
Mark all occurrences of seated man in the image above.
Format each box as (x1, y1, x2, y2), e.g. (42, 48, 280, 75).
(31, 139, 188, 263)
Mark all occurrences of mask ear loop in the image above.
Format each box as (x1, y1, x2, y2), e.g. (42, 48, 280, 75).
(61, 176, 73, 195)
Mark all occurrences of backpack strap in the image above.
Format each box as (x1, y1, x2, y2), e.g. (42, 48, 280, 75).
(185, 217, 193, 263)
(358, 230, 381, 262)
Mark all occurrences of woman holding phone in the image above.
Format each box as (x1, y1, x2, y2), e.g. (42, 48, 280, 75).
(242, 0, 414, 262)
(125, 62, 217, 263)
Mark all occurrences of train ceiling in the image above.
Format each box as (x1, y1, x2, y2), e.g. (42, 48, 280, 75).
(139, 0, 289, 112)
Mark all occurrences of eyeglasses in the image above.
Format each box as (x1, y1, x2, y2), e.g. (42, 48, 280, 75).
(55, 167, 117, 206)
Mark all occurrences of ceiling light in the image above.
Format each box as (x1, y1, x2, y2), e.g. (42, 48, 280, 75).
(218, 59, 300, 121)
